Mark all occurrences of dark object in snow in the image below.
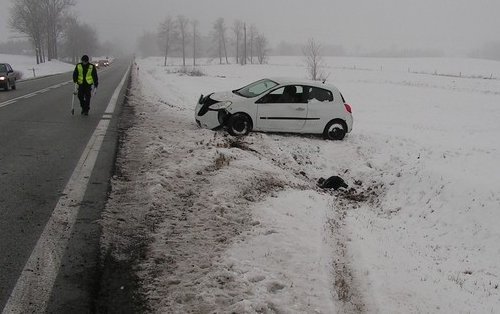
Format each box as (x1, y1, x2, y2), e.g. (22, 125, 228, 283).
(318, 176, 348, 190)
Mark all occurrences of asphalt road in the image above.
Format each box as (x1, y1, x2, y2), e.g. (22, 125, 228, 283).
(0, 59, 131, 313)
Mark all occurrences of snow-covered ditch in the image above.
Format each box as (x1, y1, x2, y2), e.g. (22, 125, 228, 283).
(101, 56, 500, 313)
(0, 53, 73, 79)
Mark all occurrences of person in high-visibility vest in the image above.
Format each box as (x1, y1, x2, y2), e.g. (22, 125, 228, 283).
(72, 55, 98, 115)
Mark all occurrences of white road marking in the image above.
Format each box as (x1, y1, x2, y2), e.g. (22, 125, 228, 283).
(0, 100, 16, 108)
(104, 68, 129, 114)
(0, 80, 72, 109)
(1, 67, 130, 314)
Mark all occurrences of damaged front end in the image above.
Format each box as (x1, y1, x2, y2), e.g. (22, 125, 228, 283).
(195, 93, 231, 130)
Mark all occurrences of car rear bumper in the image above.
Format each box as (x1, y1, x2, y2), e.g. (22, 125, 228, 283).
(345, 114, 353, 133)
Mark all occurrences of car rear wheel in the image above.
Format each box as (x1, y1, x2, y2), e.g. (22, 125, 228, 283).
(323, 120, 347, 140)
(227, 113, 252, 136)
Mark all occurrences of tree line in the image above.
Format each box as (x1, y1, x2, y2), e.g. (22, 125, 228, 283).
(139, 16, 270, 66)
(8, 0, 106, 64)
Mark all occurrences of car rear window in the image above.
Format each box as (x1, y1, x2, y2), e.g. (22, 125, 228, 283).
(306, 86, 333, 102)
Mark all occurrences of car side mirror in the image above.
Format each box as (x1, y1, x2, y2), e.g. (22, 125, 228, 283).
(7, 70, 13, 73)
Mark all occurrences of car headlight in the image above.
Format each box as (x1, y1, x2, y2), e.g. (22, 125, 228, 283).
(0, 77, 5, 80)
(210, 101, 232, 110)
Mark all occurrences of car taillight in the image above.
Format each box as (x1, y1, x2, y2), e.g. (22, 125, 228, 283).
(344, 103, 352, 113)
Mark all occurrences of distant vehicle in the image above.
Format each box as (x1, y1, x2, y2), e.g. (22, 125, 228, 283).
(195, 78, 353, 140)
(0, 63, 17, 91)
(94, 60, 109, 69)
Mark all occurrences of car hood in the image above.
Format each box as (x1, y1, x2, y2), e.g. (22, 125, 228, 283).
(210, 91, 245, 102)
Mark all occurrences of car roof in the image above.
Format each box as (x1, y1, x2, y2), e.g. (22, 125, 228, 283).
(267, 77, 338, 91)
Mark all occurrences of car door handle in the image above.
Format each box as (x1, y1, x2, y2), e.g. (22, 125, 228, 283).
(295, 107, 305, 111)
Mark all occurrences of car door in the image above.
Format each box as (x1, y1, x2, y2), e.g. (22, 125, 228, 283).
(255, 85, 308, 131)
(6, 64, 15, 84)
(303, 86, 335, 129)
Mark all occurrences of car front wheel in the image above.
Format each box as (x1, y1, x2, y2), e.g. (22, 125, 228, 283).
(323, 120, 347, 140)
(11, 79, 16, 90)
(227, 113, 252, 136)
(4, 80, 10, 91)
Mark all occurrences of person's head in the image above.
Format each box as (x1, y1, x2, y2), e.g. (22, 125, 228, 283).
(81, 55, 89, 64)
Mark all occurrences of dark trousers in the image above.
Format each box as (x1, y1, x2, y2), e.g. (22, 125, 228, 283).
(77, 85, 92, 112)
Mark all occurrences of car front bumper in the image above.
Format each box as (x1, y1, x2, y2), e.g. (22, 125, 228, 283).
(195, 107, 229, 130)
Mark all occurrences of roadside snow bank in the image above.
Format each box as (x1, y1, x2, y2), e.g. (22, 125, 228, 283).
(0, 53, 73, 79)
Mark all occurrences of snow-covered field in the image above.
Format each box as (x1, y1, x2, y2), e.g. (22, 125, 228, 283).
(102, 56, 500, 313)
(0, 53, 73, 79)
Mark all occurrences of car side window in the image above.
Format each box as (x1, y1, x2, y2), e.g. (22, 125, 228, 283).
(306, 86, 334, 102)
(258, 85, 305, 104)
(7, 64, 13, 72)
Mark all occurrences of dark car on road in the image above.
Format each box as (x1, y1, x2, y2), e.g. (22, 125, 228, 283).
(0, 63, 17, 91)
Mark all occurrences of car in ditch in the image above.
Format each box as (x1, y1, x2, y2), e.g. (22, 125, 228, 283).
(0, 63, 17, 91)
(195, 78, 353, 140)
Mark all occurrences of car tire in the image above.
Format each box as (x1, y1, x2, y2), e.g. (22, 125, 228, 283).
(11, 79, 16, 90)
(323, 119, 347, 140)
(4, 80, 10, 91)
(227, 113, 252, 136)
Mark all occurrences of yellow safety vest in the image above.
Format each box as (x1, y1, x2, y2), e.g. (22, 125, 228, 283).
(77, 64, 94, 85)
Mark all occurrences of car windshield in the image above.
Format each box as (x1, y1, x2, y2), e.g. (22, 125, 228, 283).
(0, 64, 6, 72)
(233, 79, 278, 98)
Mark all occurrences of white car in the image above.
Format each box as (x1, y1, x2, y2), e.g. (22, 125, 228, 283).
(195, 78, 353, 140)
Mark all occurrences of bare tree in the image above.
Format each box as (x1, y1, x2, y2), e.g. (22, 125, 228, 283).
(303, 38, 328, 81)
(255, 33, 269, 64)
(213, 18, 228, 64)
(191, 19, 199, 66)
(10, 0, 74, 63)
(248, 25, 257, 64)
(232, 20, 242, 64)
(63, 15, 79, 63)
(41, 0, 75, 60)
(158, 16, 177, 66)
(9, 0, 45, 64)
(241, 22, 247, 65)
(62, 16, 98, 64)
(177, 15, 189, 67)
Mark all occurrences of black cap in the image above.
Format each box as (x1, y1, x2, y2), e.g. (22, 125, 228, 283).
(81, 55, 89, 62)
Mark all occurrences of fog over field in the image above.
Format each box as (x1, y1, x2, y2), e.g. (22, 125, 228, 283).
(1, 0, 500, 57)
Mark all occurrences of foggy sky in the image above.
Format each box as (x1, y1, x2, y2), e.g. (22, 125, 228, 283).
(1, 0, 500, 56)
